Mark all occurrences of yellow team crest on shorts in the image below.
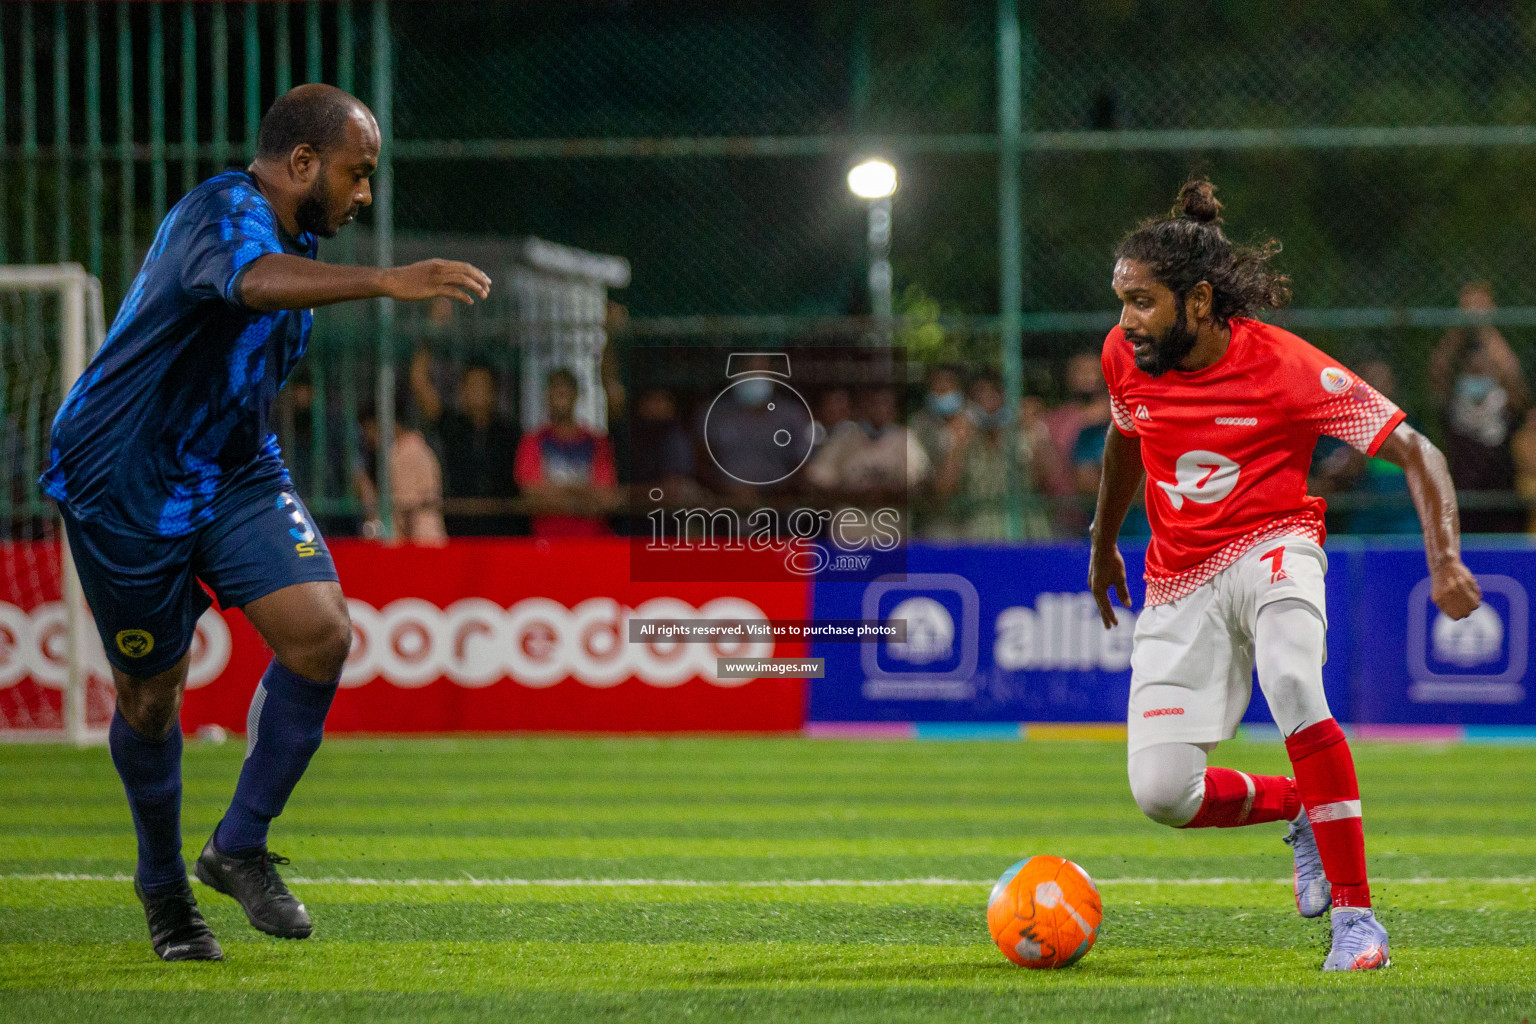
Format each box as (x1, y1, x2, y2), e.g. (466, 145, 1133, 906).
(115, 629, 155, 658)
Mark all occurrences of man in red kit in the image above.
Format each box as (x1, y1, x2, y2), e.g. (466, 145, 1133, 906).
(515, 367, 619, 536)
(1089, 179, 1482, 971)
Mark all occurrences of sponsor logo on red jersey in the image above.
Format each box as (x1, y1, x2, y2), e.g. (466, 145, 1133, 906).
(1319, 366, 1352, 393)
(1156, 450, 1241, 510)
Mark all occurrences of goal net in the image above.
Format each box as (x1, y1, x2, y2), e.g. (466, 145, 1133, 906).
(0, 265, 109, 744)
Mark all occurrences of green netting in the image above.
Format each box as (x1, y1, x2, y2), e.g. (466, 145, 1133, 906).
(1032, 4, 1536, 131)
(4, 0, 1536, 536)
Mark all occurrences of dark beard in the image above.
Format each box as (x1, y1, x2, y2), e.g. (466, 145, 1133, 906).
(1132, 304, 1199, 377)
(295, 174, 334, 238)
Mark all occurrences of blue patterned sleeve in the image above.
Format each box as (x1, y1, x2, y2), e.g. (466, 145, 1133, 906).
(179, 184, 286, 307)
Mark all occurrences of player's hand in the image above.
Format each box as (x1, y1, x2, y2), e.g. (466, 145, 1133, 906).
(382, 259, 492, 304)
(1430, 559, 1481, 620)
(1088, 543, 1132, 629)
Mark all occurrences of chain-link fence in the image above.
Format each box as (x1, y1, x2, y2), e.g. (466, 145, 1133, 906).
(4, 0, 1536, 537)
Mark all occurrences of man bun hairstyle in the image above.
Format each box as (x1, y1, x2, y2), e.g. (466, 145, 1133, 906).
(1115, 177, 1292, 324)
(1176, 178, 1224, 224)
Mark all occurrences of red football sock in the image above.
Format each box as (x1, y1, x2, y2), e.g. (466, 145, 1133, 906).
(1180, 767, 1300, 828)
(1286, 718, 1371, 908)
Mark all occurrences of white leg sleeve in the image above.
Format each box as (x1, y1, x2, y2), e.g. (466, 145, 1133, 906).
(1127, 741, 1214, 827)
(1255, 598, 1333, 737)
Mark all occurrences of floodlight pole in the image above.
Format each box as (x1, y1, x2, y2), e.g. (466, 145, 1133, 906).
(997, 0, 1028, 539)
(373, 0, 395, 539)
(867, 194, 893, 344)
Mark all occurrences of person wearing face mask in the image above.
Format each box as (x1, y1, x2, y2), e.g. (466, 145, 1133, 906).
(696, 356, 812, 503)
(933, 371, 1053, 539)
(909, 365, 967, 537)
(1428, 282, 1529, 533)
(910, 364, 966, 464)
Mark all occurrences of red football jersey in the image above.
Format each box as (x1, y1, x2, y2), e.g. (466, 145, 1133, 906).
(1102, 317, 1406, 605)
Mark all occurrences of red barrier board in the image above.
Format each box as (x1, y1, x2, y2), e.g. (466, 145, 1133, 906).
(0, 540, 811, 734)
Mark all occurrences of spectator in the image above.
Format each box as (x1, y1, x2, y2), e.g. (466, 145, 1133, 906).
(1066, 405, 1148, 538)
(1311, 359, 1420, 534)
(697, 355, 812, 503)
(629, 387, 695, 494)
(812, 387, 857, 448)
(1043, 351, 1112, 529)
(601, 329, 630, 485)
(1511, 409, 1536, 533)
(908, 364, 967, 537)
(806, 385, 930, 496)
(908, 364, 966, 471)
(355, 399, 448, 546)
(1044, 352, 1111, 478)
(409, 351, 522, 535)
(515, 367, 619, 536)
(934, 371, 1052, 539)
(1429, 282, 1529, 532)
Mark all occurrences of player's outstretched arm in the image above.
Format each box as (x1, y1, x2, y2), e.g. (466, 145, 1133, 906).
(239, 254, 492, 312)
(1375, 422, 1481, 620)
(1088, 425, 1145, 628)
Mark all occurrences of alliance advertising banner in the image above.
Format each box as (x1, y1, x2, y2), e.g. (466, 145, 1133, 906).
(807, 542, 1356, 725)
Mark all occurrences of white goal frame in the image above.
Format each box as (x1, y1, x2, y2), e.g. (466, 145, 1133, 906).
(0, 264, 106, 744)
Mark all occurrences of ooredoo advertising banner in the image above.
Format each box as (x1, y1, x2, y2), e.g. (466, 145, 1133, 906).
(204, 539, 811, 732)
(0, 539, 809, 734)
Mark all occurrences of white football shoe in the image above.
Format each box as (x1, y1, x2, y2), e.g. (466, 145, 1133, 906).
(1283, 812, 1331, 918)
(1322, 907, 1390, 971)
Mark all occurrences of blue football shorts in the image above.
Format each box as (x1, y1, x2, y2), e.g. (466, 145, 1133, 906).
(61, 488, 340, 677)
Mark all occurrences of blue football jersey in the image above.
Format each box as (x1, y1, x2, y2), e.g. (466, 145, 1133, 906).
(42, 170, 316, 537)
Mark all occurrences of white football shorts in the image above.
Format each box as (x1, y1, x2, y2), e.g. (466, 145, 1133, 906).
(1126, 536, 1327, 755)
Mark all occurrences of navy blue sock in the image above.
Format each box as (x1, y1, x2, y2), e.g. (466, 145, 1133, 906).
(215, 659, 338, 855)
(108, 710, 186, 891)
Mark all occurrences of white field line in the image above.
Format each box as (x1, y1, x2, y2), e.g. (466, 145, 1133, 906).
(2, 873, 1532, 887)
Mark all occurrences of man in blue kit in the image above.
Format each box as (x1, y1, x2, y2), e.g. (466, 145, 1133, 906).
(42, 84, 491, 962)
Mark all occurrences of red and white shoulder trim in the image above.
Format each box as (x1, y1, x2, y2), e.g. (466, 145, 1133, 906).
(1109, 393, 1139, 435)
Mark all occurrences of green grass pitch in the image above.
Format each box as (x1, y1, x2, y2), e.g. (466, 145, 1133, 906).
(1, 736, 1532, 1023)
